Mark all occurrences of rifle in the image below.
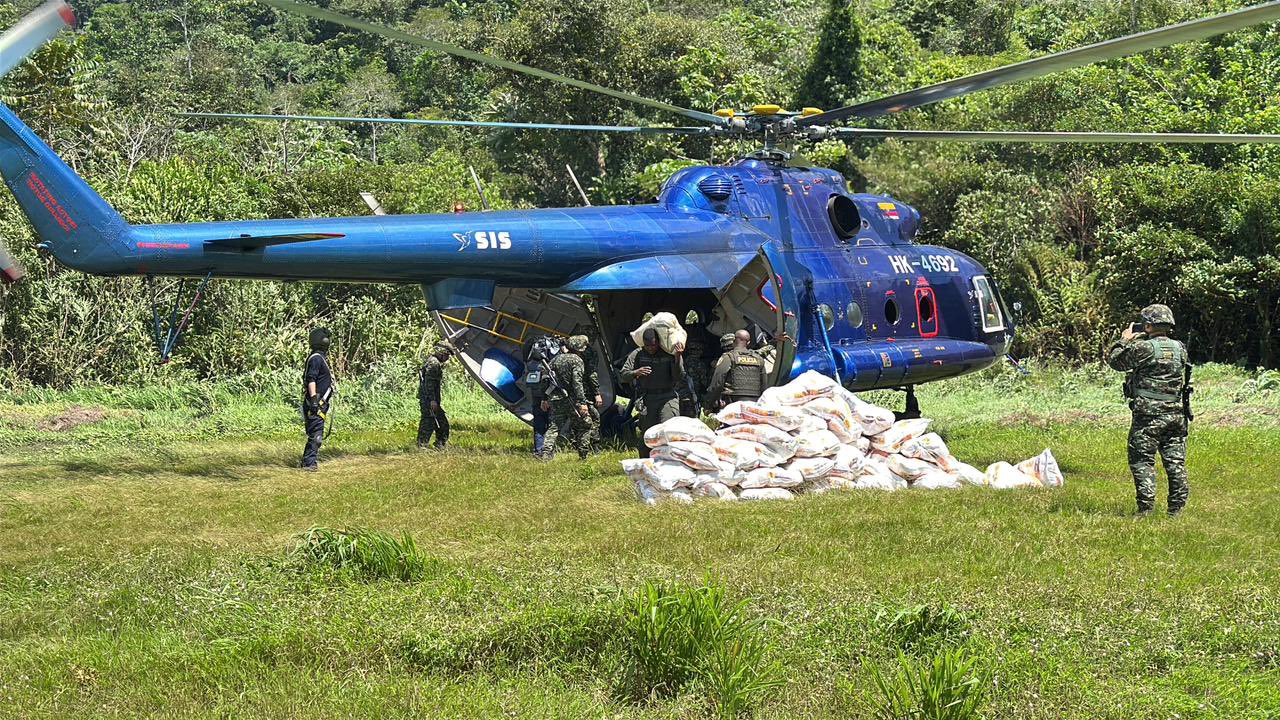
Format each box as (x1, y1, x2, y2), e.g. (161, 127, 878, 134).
(1182, 361, 1194, 423)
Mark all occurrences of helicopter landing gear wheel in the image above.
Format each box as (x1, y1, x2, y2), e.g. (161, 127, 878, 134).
(896, 385, 922, 421)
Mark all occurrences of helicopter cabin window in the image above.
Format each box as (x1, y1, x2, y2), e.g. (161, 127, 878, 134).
(847, 301, 863, 329)
(973, 276, 1004, 333)
(884, 296, 900, 325)
(818, 303, 835, 331)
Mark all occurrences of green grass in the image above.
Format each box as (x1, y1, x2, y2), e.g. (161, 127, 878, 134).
(0, 363, 1278, 718)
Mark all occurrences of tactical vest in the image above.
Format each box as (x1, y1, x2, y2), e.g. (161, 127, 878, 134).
(1128, 337, 1187, 405)
(726, 349, 765, 397)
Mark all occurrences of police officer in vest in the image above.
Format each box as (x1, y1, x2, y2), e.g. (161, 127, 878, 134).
(620, 328, 685, 458)
(301, 327, 334, 472)
(705, 329, 768, 409)
(1106, 304, 1193, 516)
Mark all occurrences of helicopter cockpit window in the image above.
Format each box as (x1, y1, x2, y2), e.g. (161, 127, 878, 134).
(847, 301, 863, 328)
(973, 276, 1005, 333)
(884, 297, 900, 325)
(818, 303, 835, 331)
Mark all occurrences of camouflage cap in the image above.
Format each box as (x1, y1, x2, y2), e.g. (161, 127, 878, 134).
(1140, 304, 1175, 326)
(433, 340, 456, 354)
(566, 335, 589, 352)
(719, 333, 736, 351)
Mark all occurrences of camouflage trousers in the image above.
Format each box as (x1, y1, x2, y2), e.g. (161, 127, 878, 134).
(542, 399, 595, 459)
(1128, 412, 1189, 513)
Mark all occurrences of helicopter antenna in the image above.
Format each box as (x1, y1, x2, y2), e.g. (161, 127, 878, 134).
(469, 166, 492, 211)
(566, 165, 592, 206)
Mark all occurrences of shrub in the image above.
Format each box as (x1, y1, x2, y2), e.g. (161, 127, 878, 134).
(879, 603, 970, 653)
(867, 648, 990, 720)
(619, 579, 783, 718)
(293, 527, 431, 582)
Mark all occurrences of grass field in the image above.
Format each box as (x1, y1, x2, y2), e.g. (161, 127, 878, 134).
(1, 363, 1278, 718)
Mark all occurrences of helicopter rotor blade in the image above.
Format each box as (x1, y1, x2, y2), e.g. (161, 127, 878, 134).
(0, 240, 26, 284)
(833, 128, 1280, 144)
(257, 0, 727, 128)
(180, 111, 713, 135)
(0, 0, 75, 78)
(800, 1, 1280, 126)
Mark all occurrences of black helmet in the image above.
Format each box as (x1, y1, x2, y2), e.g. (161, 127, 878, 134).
(309, 327, 331, 352)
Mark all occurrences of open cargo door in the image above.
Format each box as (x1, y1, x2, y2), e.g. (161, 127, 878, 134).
(716, 241, 799, 385)
(431, 288, 610, 422)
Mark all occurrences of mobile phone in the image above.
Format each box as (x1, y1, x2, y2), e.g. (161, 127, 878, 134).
(1129, 323, 1142, 334)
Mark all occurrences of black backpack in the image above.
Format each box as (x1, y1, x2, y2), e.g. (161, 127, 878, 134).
(526, 336, 565, 399)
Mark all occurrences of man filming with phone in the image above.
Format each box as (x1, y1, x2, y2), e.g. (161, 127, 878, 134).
(1106, 304, 1193, 517)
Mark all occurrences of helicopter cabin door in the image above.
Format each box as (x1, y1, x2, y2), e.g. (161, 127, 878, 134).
(716, 242, 799, 385)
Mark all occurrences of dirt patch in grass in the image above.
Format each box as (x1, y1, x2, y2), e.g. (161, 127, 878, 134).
(1205, 406, 1280, 428)
(38, 406, 107, 432)
(999, 409, 1104, 429)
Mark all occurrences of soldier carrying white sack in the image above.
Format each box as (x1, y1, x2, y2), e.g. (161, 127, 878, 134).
(620, 328, 685, 458)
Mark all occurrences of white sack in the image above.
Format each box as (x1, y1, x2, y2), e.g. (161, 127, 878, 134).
(740, 465, 805, 489)
(795, 429, 841, 458)
(630, 312, 688, 354)
(622, 459, 693, 492)
(694, 482, 737, 500)
(643, 416, 716, 448)
(834, 386, 895, 435)
(717, 424, 798, 462)
(1016, 449, 1065, 488)
(711, 436, 768, 472)
(786, 456, 836, 481)
(951, 462, 987, 487)
(634, 479, 662, 506)
(669, 488, 695, 504)
(913, 470, 961, 490)
(740, 402, 806, 432)
(900, 432, 956, 471)
(833, 445, 867, 475)
(802, 396, 861, 441)
(793, 414, 829, 434)
(871, 419, 932, 453)
(887, 454, 936, 484)
(739, 487, 796, 501)
(856, 462, 906, 491)
(715, 401, 754, 426)
(984, 461, 1042, 489)
(651, 441, 723, 472)
(759, 370, 837, 406)
(855, 436, 871, 452)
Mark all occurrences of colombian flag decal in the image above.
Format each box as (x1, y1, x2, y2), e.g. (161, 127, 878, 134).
(878, 202, 900, 220)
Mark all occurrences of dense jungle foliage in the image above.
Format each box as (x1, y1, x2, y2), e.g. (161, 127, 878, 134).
(0, 0, 1277, 386)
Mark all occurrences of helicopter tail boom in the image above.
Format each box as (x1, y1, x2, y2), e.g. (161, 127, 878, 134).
(0, 103, 134, 275)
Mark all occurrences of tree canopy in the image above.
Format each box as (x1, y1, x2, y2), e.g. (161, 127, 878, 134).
(0, 0, 1276, 385)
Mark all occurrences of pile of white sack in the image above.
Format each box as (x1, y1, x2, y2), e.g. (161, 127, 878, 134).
(621, 370, 1064, 504)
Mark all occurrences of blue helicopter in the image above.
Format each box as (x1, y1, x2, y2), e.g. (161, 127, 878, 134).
(4, 0, 1280, 424)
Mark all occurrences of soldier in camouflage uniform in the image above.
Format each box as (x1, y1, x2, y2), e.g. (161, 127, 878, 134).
(620, 328, 685, 458)
(417, 341, 454, 449)
(572, 323, 604, 453)
(705, 330, 768, 409)
(1106, 304, 1192, 516)
(541, 335, 595, 460)
(679, 317, 717, 418)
